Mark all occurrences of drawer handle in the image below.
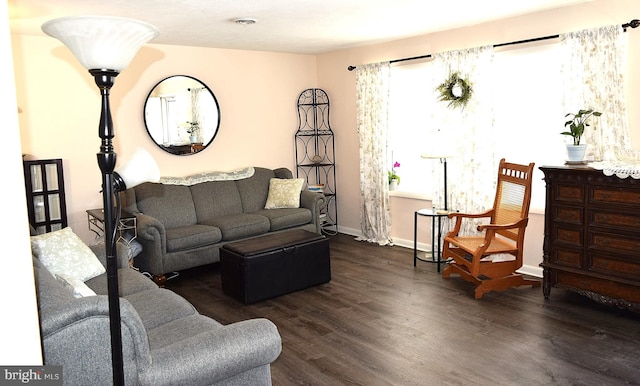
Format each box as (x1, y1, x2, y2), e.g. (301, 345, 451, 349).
(283, 246, 298, 254)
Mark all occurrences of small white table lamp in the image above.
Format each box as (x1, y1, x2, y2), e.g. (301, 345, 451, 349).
(421, 154, 451, 212)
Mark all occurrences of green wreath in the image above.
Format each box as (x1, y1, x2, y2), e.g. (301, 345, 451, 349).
(436, 72, 473, 110)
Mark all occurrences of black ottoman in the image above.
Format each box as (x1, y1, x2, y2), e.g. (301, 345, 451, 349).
(220, 229, 331, 304)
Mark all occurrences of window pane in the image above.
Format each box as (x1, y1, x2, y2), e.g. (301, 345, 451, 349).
(33, 196, 45, 222)
(389, 60, 434, 196)
(48, 194, 61, 221)
(30, 165, 43, 192)
(45, 163, 59, 191)
(493, 43, 565, 212)
(389, 43, 567, 211)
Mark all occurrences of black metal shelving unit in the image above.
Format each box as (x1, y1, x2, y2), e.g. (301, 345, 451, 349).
(295, 88, 337, 235)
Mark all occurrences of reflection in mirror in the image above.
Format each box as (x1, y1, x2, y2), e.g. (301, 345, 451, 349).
(144, 75, 220, 155)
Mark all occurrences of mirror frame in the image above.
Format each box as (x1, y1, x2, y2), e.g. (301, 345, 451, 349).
(143, 75, 221, 155)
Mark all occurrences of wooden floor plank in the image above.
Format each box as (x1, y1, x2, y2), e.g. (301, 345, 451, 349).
(165, 233, 640, 385)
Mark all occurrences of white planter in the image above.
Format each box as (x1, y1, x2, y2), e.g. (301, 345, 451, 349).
(389, 179, 398, 191)
(566, 144, 587, 162)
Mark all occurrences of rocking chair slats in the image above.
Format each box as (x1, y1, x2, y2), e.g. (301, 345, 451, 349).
(441, 158, 541, 299)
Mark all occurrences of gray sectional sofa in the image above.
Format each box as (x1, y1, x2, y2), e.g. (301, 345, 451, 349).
(33, 243, 282, 385)
(121, 167, 325, 283)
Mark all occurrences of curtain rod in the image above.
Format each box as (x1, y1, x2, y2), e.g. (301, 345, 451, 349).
(347, 19, 640, 71)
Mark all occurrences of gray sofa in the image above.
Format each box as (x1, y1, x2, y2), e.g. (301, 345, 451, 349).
(33, 243, 282, 385)
(121, 167, 325, 282)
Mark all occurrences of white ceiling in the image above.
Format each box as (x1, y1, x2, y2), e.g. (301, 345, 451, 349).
(9, 0, 588, 55)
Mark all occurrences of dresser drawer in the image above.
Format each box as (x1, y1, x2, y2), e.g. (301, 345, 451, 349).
(554, 270, 640, 304)
(550, 247, 582, 268)
(554, 183, 584, 203)
(553, 205, 583, 225)
(589, 231, 640, 254)
(589, 253, 640, 279)
(591, 185, 640, 206)
(553, 224, 583, 247)
(589, 209, 640, 232)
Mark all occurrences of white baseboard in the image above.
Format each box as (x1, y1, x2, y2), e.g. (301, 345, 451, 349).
(516, 264, 543, 278)
(334, 225, 543, 278)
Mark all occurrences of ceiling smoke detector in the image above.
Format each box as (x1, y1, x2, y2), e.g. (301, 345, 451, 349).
(233, 18, 257, 26)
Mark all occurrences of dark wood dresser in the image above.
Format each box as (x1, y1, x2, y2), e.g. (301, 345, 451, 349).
(540, 165, 640, 311)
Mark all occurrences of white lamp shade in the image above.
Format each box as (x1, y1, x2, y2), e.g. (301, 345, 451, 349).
(115, 148, 160, 189)
(41, 16, 159, 71)
(421, 154, 452, 159)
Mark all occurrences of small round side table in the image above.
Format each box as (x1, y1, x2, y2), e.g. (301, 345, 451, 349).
(413, 208, 453, 272)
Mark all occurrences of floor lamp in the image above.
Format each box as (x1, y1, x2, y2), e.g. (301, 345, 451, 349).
(421, 154, 451, 212)
(42, 16, 159, 386)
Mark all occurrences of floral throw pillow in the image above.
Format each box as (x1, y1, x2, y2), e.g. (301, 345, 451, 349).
(31, 227, 106, 282)
(264, 178, 305, 209)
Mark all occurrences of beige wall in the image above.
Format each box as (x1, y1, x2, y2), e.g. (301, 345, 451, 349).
(9, 0, 640, 364)
(13, 36, 317, 242)
(317, 0, 640, 273)
(13, 1, 640, 275)
(2, 1, 42, 364)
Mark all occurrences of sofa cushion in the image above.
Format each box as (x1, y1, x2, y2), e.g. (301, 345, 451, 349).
(235, 167, 277, 213)
(165, 225, 222, 252)
(85, 268, 158, 296)
(264, 178, 304, 209)
(253, 208, 312, 231)
(146, 314, 222, 351)
(204, 214, 270, 241)
(31, 227, 106, 282)
(124, 288, 197, 330)
(190, 180, 243, 222)
(134, 183, 198, 228)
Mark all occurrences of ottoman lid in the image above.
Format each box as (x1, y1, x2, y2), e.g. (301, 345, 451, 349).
(223, 229, 326, 256)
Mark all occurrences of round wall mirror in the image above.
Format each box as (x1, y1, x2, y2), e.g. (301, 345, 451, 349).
(144, 75, 220, 155)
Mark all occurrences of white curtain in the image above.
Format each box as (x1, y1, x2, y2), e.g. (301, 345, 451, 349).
(560, 25, 631, 160)
(431, 46, 497, 235)
(355, 62, 393, 245)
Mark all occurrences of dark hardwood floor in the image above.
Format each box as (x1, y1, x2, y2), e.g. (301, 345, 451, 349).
(165, 233, 640, 385)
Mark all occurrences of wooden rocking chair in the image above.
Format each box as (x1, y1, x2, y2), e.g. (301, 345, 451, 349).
(441, 158, 541, 299)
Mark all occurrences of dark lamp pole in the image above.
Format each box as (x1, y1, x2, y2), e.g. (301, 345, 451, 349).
(41, 16, 158, 386)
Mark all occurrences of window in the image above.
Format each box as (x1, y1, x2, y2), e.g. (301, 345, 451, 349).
(388, 42, 566, 212)
(388, 60, 434, 197)
(492, 43, 564, 212)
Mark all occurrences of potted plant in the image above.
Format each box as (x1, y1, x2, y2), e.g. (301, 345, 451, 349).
(388, 161, 400, 191)
(186, 121, 200, 143)
(561, 109, 602, 161)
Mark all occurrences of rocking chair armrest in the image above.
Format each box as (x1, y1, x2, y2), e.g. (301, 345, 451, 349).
(445, 209, 494, 238)
(447, 209, 493, 220)
(477, 217, 528, 232)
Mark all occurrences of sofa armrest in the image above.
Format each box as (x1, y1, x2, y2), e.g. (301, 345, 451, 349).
(135, 213, 166, 245)
(90, 242, 130, 269)
(40, 296, 151, 385)
(132, 213, 168, 275)
(300, 190, 326, 234)
(144, 318, 281, 385)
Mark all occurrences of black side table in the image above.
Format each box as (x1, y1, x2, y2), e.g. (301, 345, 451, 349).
(413, 208, 452, 272)
(87, 208, 137, 245)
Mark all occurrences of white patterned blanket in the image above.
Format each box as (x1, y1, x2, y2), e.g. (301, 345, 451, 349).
(159, 167, 255, 185)
(589, 161, 640, 179)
